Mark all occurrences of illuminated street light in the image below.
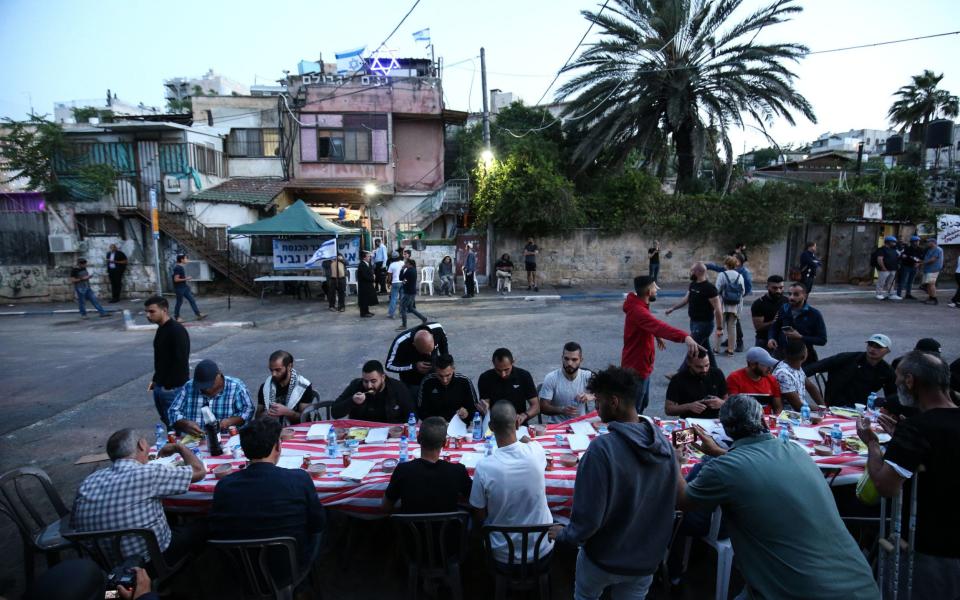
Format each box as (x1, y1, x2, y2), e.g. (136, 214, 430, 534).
(364, 182, 378, 195)
(480, 149, 494, 167)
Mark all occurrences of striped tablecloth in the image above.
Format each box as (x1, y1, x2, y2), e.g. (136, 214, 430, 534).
(162, 411, 868, 517)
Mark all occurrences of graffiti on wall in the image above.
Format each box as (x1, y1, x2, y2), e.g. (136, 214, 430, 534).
(0, 266, 50, 298)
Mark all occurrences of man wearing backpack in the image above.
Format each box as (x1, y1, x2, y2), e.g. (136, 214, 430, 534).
(873, 236, 900, 301)
(717, 256, 746, 357)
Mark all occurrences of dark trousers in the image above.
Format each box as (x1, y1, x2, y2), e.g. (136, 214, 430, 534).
(465, 272, 476, 296)
(108, 268, 124, 302)
(160, 520, 208, 568)
(400, 295, 427, 327)
(952, 273, 960, 303)
(374, 262, 387, 293)
(897, 266, 917, 297)
(680, 319, 717, 370)
(649, 263, 660, 282)
(328, 278, 345, 310)
(802, 275, 815, 294)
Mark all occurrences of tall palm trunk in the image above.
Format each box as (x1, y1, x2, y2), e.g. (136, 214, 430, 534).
(674, 121, 697, 192)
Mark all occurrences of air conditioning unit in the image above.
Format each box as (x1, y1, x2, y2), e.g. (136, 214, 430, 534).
(48, 234, 80, 253)
(183, 260, 212, 281)
(164, 176, 182, 193)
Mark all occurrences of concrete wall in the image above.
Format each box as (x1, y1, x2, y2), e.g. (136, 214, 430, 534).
(493, 230, 772, 287)
(228, 158, 283, 178)
(190, 201, 259, 254)
(394, 119, 443, 190)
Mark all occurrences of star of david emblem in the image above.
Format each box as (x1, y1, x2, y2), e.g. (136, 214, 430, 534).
(369, 48, 400, 77)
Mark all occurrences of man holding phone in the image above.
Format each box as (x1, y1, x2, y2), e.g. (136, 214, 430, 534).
(665, 349, 728, 418)
(767, 282, 826, 366)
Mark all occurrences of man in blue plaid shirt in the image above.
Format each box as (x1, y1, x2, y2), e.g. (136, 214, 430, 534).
(71, 429, 206, 561)
(168, 359, 254, 436)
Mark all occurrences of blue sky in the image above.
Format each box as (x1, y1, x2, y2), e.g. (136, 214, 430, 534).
(1, 0, 958, 152)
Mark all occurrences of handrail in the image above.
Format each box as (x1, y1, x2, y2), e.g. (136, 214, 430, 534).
(396, 179, 469, 230)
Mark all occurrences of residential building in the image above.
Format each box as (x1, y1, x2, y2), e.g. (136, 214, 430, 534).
(750, 151, 853, 184)
(809, 128, 896, 157)
(54, 91, 160, 124)
(164, 69, 249, 105)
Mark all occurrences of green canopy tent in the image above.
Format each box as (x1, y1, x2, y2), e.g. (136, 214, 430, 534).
(227, 200, 361, 308)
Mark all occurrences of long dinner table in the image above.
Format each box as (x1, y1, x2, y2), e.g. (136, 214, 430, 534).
(161, 409, 871, 518)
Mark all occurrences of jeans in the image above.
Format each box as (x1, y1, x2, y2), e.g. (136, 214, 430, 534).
(439, 275, 454, 296)
(876, 271, 897, 297)
(153, 385, 182, 426)
(400, 295, 426, 327)
(574, 550, 653, 600)
(75, 287, 106, 316)
(897, 266, 917, 297)
(649, 263, 659, 282)
(174, 285, 200, 318)
(680, 320, 717, 371)
(634, 376, 650, 414)
(388, 285, 400, 316)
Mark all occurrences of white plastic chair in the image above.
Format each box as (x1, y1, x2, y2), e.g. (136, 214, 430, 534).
(420, 266, 435, 296)
(496, 272, 512, 293)
(346, 267, 358, 295)
(461, 266, 479, 296)
(682, 507, 734, 600)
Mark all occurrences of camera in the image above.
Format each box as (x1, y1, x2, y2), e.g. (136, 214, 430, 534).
(104, 557, 141, 598)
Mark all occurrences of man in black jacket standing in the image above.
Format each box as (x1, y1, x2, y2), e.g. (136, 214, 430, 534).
(386, 322, 448, 398)
(145, 295, 190, 425)
(105, 243, 127, 303)
(357, 250, 378, 317)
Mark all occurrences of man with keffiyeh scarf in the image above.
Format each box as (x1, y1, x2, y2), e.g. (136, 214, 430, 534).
(256, 350, 315, 425)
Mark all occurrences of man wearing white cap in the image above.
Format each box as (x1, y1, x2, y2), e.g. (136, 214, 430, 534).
(726, 347, 783, 413)
(803, 334, 897, 408)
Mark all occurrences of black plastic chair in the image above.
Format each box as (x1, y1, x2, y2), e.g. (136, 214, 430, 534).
(481, 523, 555, 600)
(207, 536, 312, 600)
(0, 467, 74, 586)
(301, 397, 335, 422)
(391, 511, 469, 600)
(61, 525, 186, 593)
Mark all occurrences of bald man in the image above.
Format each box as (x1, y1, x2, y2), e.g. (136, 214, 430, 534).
(385, 322, 450, 397)
(666, 262, 723, 369)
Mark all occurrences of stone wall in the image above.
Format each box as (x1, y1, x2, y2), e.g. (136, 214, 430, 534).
(493, 230, 774, 287)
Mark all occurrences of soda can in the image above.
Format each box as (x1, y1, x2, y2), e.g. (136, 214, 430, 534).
(167, 431, 176, 444)
(301, 456, 311, 470)
(342, 449, 352, 468)
(545, 454, 554, 471)
(228, 426, 238, 437)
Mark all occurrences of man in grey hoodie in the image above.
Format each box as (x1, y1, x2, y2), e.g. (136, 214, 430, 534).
(549, 366, 678, 599)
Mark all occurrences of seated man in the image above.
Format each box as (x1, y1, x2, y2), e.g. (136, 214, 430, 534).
(168, 359, 254, 436)
(71, 429, 205, 563)
(539, 342, 595, 423)
(803, 334, 896, 408)
(209, 418, 325, 572)
(469, 401, 554, 566)
(726, 347, 783, 414)
(665, 349, 727, 418)
(332, 360, 415, 423)
(494, 253, 514, 293)
(257, 350, 314, 425)
(384, 416, 473, 514)
(477, 348, 540, 426)
(385, 322, 449, 397)
(772, 340, 823, 411)
(677, 395, 879, 599)
(417, 354, 478, 423)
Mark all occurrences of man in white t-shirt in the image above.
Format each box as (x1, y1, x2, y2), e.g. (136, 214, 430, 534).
(386, 253, 405, 319)
(470, 400, 554, 565)
(772, 339, 823, 411)
(539, 342, 595, 423)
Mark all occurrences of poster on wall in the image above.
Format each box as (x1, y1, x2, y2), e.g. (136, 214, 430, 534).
(937, 214, 960, 246)
(272, 237, 361, 269)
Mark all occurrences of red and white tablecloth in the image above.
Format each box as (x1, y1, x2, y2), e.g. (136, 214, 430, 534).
(162, 412, 867, 517)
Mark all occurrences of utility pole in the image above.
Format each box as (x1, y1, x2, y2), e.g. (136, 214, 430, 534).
(149, 187, 162, 295)
(480, 47, 492, 288)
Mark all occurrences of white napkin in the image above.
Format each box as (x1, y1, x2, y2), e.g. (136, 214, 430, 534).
(364, 428, 390, 444)
(277, 456, 303, 469)
(447, 418, 468, 438)
(570, 421, 596, 436)
(458, 452, 486, 469)
(340, 460, 375, 481)
(566, 434, 591, 451)
(305, 423, 332, 441)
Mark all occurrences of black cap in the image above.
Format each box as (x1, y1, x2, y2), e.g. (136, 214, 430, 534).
(193, 359, 220, 390)
(914, 338, 941, 354)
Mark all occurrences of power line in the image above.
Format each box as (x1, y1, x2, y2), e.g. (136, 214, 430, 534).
(806, 30, 959, 55)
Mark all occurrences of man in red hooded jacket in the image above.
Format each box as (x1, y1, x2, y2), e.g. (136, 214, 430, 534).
(623, 275, 700, 413)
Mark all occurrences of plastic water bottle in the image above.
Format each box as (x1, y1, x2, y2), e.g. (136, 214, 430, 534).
(800, 401, 811, 425)
(326, 428, 338, 458)
(866, 392, 878, 422)
(399, 435, 409, 462)
(472, 412, 483, 442)
(154, 423, 166, 452)
(407, 413, 418, 441)
(779, 423, 791, 441)
(830, 424, 843, 455)
(485, 435, 494, 456)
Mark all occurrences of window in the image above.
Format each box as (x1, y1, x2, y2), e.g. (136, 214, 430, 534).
(227, 129, 280, 158)
(317, 129, 371, 162)
(76, 214, 123, 239)
(251, 236, 273, 256)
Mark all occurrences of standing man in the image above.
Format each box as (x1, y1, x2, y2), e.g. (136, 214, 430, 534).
(549, 366, 678, 599)
(372, 238, 388, 294)
(750, 276, 787, 349)
(172, 254, 206, 322)
(897, 235, 924, 300)
(477, 348, 540, 427)
(357, 250, 377, 318)
(875, 236, 901, 300)
(767, 282, 827, 365)
(665, 262, 723, 369)
(921, 237, 943, 305)
(950, 255, 960, 309)
(523, 237, 539, 292)
(539, 342, 595, 423)
(386, 322, 449, 399)
(327, 254, 347, 312)
(105, 243, 128, 303)
(462, 243, 477, 298)
(70, 258, 109, 319)
(622, 276, 699, 413)
(648, 241, 661, 282)
(256, 350, 314, 425)
(397, 258, 428, 331)
(799, 241, 821, 294)
(387, 251, 404, 318)
(145, 296, 190, 426)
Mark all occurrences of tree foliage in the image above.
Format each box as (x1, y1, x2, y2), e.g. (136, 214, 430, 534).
(888, 70, 959, 136)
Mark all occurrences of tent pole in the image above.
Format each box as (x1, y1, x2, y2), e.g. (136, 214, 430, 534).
(227, 233, 232, 311)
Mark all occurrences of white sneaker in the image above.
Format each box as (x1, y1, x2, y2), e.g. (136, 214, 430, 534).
(890, 295, 903, 301)
(949, 302, 957, 308)
(875, 294, 886, 300)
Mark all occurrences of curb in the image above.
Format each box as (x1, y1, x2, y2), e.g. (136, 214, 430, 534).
(0, 308, 121, 317)
(121, 310, 255, 331)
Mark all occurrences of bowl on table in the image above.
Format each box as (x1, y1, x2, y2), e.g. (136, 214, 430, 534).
(381, 458, 399, 473)
(555, 453, 579, 467)
(307, 463, 327, 479)
(813, 445, 833, 457)
(280, 428, 296, 441)
(530, 424, 547, 437)
(212, 464, 233, 479)
(387, 426, 404, 439)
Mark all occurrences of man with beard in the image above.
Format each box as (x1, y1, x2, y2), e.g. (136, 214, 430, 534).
(145, 295, 190, 425)
(357, 250, 378, 318)
(539, 342, 595, 423)
(256, 351, 314, 425)
(622, 275, 700, 413)
(857, 351, 960, 598)
(665, 262, 723, 369)
(750, 276, 788, 349)
(332, 360, 414, 423)
(767, 282, 827, 366)
(726, 347, 783, 414)
(665, 349, 727, 419)
(803, 334, 897, 408)
(417, 354, 478, 423)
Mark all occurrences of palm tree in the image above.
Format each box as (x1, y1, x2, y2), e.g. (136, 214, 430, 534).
(887, 70, 959, 141)
(557, 0, 815, 193)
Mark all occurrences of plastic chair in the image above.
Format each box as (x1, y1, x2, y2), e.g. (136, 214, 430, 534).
(682, 507, 734, 600)
(346, 267, 358, 295)
(301, 398, 335, 422)
(420, 266, 436, 296)
(496, 272, 512, 293)
(481, 523, 554, 600)
(461, 267, 479, 296)
(0, 467, 74, 586)
(391, 511, 469, 600)
(207, 536, 311, 600)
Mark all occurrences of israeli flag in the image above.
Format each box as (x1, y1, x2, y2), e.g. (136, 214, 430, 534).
(412, 28, 431, 42)
(305, 238, 337, 267)
(336, 46, 366, 75)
